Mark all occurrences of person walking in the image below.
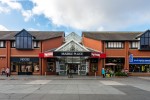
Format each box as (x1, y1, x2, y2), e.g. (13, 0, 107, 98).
(102, 67, 105, 78)
(5, 67, 10, 77)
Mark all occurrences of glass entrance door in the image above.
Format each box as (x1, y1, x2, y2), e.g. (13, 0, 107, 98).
(18, 62, 33, 75)
(58, 56, 89, 76)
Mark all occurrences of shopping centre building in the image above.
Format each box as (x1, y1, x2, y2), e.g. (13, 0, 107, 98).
(0, 29, 150, 76)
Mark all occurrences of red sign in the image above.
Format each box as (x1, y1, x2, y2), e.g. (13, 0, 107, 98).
(39, 52, 53, 58)
(91, 52, 106, 58)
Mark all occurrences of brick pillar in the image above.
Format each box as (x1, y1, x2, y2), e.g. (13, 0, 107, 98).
(125, 41, 129, 70)
(6, 41, 11, 68)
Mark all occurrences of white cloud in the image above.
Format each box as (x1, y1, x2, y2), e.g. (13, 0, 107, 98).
(22, 10, 32, 22)
(1, 0, 22, 10)
(27, 28, 39, 31)
(0, 25, 9, 31)
(28, 0, 150, 31)
(0, 6, 10, 13)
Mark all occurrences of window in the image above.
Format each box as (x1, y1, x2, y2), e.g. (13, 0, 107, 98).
(140, 31, 150, 50)
(33, 41, 40, 48)
(11, 41, 16, 48)
(15, 29, 33, 49)
(129, 41, 139, 49)
(0, 41, 5, 48)
(106, 42, 124, 48)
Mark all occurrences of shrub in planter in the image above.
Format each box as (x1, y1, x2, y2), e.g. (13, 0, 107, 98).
(115, 72, 128, 76)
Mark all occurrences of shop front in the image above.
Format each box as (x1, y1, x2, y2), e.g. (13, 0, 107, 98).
(50, 52, 91, 76)
(129, 58, 150, 73)
(11, 57, 39, 75)
(105, 58, 125, 72)
(39, 52, 106, 76)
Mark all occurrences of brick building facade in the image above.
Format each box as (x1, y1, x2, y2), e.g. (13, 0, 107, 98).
(0, 29, 150, 76)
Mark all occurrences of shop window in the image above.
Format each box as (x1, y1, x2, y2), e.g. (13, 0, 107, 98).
(47, 62, 55, 72)
(0, 41, 5, 48)
(129, 65, 150, 72)
(33, 62, 39, 72)
(106, 42, 124, 49)
(11, 62, 18, 72)
(90, 58, 98, 72)
(91, 63, 98, 72)
(129, 41, 139, 49)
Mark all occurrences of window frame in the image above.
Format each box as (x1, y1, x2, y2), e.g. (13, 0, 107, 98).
(33, 41, 40, 48)
(0, 41, 6, 48)
(140, 31, 150, 50)
(129, 41, 139, 49)
(105, 41, 124, 49)
(15, 31, 33, 50)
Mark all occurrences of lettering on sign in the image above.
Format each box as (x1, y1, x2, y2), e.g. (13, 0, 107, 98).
(44, 52, 53, 57)
(20, 58, 30, 62)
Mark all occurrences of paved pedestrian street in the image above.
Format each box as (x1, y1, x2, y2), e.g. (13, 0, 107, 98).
(0, 77, 150, 100)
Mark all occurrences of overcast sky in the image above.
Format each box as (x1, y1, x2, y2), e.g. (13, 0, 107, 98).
(0, 0, 150, 35)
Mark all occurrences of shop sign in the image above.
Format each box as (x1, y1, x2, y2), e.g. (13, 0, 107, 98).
(20, 58, 30, 62)
(129, 54, 133, 62)
(11, 57, 39, 62)
(91, 52, 106, 58)
(129, 58, 150, 64)
(44, 52, 53, 57)
(39, 52, 53, 58)
(53, 52, 91, 56)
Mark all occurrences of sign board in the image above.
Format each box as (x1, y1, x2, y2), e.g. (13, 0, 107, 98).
(129, 58, 150, 64)
(91, 52, 106, 58)
(53, 52, 91, 56)
(129, 54, 133, 62)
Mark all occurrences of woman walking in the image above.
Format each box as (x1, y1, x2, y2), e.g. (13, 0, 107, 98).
(102, 68, 105, 78)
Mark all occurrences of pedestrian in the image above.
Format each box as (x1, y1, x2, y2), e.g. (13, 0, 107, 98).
(102, 67, 105, 78)
(5, 67, 10, 77)
(67, 66, 70, 78)
(1, 67, 5, 75)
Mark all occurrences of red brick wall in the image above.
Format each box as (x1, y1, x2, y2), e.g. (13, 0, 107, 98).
(82, 37, 103, 51)
(42, 37, 64, 52)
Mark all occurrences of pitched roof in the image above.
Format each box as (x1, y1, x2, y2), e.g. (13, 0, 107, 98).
(0, 31, 64, 40)
(82, 31, 143, 41)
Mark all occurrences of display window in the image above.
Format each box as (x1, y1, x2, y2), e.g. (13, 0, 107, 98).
(47, 62, 55, 72)
(11, 57, 39, 74)
(129, 64, 150, 72)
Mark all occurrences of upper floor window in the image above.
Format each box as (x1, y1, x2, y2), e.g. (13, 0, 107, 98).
(11, 41, 16, 48)
(15, 29, 33, 50)
(0, 41, 5, 48)
(140, 30, 150, 50)
(105, 42, 124, 49)
(129, 41, 139, 49)
(33, 41, 40, 48)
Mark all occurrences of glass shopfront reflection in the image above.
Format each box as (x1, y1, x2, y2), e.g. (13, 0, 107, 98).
(56, 56, 89, 75)
(11, 57, 39, 75)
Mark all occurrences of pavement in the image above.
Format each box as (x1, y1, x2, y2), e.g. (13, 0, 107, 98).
(0, 75, 109, 80)
(0, 75, 149, 100)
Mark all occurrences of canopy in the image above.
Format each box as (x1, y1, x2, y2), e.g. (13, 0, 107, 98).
(105, 63, 117, 66)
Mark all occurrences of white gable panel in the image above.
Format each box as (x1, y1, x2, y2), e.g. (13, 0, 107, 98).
(55, 39, 89, 52)
(65, 32, 81, 43)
